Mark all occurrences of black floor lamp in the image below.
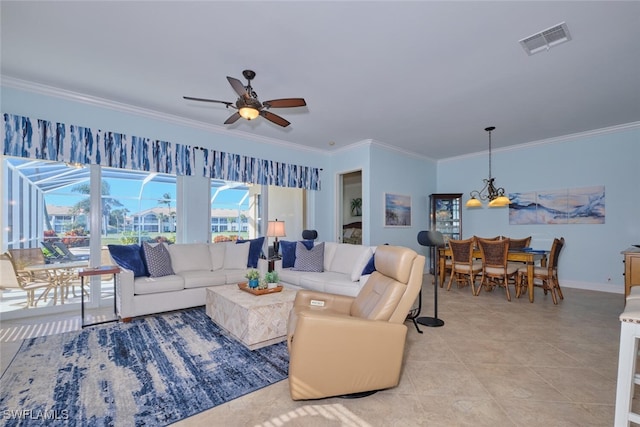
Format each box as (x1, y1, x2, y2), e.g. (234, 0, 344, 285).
(416, 230, 445, 328)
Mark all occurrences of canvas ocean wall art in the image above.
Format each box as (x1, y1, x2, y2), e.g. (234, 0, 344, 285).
(509, 186, 605, 225)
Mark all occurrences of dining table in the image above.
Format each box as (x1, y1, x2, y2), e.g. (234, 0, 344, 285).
(438, 247, 547, 302)
(24, 260, 89, 305)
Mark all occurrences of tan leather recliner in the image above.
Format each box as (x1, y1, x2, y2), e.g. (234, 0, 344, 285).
(286, 245, 426, 400)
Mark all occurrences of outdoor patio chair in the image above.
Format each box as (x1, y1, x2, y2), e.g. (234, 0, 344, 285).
(52, 241, 90, 261)
(5, 250, 54, 307)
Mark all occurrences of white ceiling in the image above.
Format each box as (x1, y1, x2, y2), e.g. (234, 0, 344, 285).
(2, 1, 639, 160)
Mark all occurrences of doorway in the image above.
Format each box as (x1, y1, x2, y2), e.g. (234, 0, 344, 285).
(338, 170, 363, 245)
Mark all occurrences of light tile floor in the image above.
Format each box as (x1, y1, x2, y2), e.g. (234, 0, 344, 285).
(0, 277, 625, 426)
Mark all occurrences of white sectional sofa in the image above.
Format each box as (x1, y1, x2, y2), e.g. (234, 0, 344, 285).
(275, 241, 376, 297)
(113, 239, 376, 320)
(114, 241, 267, 320)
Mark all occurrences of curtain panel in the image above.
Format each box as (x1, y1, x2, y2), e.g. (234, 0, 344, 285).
(3, 113, 320, 190)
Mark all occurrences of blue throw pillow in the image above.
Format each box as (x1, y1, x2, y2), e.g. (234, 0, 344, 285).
(361, 253, 376, 275)
(108, 244, 148, 277)
(237, 236, 265, 268)
(280, 240, 314, 268)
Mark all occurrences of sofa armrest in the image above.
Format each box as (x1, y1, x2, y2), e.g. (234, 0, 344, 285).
(257, 258, 269, 277)
(273, 258, 283, 274)
(115, 267, 134, 319)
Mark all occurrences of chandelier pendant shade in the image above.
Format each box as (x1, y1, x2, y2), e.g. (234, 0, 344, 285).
(466, 126, 511, 208)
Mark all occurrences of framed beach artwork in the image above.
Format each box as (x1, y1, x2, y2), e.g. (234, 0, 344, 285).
(384, 193, 412, 227)
(509, 185, 605, 225)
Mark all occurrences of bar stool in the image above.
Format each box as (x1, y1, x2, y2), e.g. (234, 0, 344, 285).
(615, 296, 640, 426)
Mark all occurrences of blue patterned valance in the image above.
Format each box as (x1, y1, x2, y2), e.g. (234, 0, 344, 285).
(3, 113, 320, 190)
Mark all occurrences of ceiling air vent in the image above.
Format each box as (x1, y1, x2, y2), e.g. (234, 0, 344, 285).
(519, 22, 571, 55)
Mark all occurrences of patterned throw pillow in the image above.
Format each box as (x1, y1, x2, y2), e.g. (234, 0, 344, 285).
(293, 242, 324, 272)
(281, 240, 315, 268)
(142, 242, 175, 278)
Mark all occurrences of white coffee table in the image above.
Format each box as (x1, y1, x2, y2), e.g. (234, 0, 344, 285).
(205, 284, 297, 350)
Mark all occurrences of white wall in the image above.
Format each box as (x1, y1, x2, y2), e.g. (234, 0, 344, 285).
(438, 124, 640, 293)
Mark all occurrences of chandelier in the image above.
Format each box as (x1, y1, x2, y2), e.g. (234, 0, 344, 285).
(466, 126, 511, 208)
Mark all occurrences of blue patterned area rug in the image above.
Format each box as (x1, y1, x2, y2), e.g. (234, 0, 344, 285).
(0, 306, 289, 426)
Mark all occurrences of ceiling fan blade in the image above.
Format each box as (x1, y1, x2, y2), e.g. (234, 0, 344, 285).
(183, 96, 233, 107)
(224, 112, 241, 125)
(263, 98, 307, 108)
(260, 110, 290, 127)
(227, 76, 247, 97)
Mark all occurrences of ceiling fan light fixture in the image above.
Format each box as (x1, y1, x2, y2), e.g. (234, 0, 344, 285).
(239, 106, 259, 120)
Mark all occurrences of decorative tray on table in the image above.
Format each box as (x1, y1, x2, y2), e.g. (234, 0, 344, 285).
(237, 282, 283, 295)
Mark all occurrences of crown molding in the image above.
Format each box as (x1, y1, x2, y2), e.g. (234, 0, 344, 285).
(440, 121, 640, 163)
(331, 138, 437, 162)
(1, 75, 327, 156)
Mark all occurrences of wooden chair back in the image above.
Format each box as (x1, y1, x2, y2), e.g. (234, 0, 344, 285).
(449, 238, 476, 265)
(505, 236, 531, 250)
(548, 237, 565, 271)
(477, 238, 510, 269)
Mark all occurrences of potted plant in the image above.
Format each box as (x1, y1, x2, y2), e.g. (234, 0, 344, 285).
(264, 270, 279, 289)
(245, 269, 261, 289)
(350, 197, 362, 217)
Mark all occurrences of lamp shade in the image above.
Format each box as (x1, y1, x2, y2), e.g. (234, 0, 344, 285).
(488, 195, 511, 207)
(266, 220, 286, 237)
(466, 197, 482, 208)
(239, 107, 259, 120)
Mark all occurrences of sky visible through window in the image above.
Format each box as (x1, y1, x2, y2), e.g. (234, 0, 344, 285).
(45, 178, 248, 214)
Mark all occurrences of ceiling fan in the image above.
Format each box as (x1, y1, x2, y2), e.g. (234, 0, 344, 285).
(183, 70, 306, 127)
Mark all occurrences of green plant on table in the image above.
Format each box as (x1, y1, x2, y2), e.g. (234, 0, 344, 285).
(264, 271, 279, 283)
(245, 269, 260, 281)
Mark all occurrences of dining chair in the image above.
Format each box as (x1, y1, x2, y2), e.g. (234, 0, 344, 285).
(447, 238, 482, 294)
(476, 238, 519, 301)
(516, 237, 565, 304)
(5, 249, 55, 307)
(505, 236, 532, 270)
(504, 236, 532, 250)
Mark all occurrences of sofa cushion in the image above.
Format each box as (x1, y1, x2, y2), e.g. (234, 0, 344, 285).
(278, 268, 305, 287)
(293, 242, 324, 272)
(108, 244, 148, 277)
(299, 271, 355, 293)
(329, 244, 369, 276)
(143, 242, 174, 278)
(224, 241, 250, 270)
(134, 275, 184, 295)
(168, 244, 212, 274)
(281, 240, 314, 268)
(351, 247, 374, 281)
(226, 269, 252, 284)
(323, 242, 339, 271)
(209, 243, 226, 270)
(179, 270, 227, 288)
(236, 236, 265, 268)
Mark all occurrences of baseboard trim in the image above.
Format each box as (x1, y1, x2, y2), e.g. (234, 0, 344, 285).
(560, 280, 624, 294)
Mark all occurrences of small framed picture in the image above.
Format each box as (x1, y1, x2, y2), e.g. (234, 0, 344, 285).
(384, 193, 412, 227)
